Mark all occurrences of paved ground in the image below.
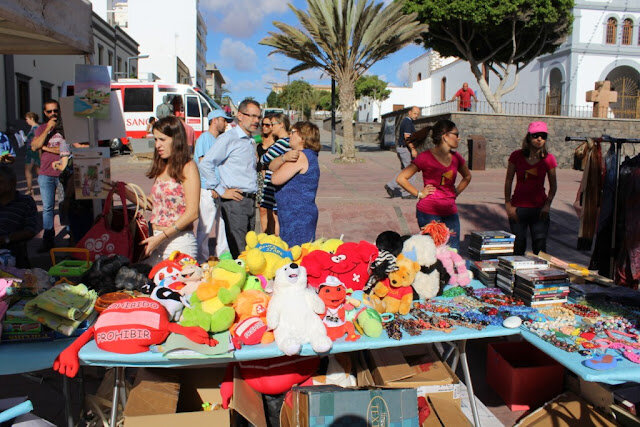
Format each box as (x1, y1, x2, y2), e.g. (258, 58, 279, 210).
(3, 127, 591, 425)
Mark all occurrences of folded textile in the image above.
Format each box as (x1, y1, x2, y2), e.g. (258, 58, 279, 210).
(24, 283, 97, 336)
(150, 331, 231, 359)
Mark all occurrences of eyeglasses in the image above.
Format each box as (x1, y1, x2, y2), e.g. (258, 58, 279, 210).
(240, 111, 261, 120)
(531, 132, 548, 140)
(262, 123, 272, 127)
(45, 109, 59, 114)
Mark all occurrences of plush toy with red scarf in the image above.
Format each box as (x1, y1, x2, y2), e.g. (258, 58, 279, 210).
(53, 297, 216, 378)
(301, 241, 378, 292)
(316, 276, 360, 342)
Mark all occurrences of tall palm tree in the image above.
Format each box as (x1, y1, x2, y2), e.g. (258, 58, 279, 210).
(260, 0, 426, 162)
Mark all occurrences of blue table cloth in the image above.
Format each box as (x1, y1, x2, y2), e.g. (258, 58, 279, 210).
(0, 339, 74, 375)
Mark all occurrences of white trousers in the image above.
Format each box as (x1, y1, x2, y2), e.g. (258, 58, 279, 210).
(196, 189, 229, 262)
(144, 229, 198, 266)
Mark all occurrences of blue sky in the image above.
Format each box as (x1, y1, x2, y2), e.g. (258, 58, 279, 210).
(200, 0, 426, 103)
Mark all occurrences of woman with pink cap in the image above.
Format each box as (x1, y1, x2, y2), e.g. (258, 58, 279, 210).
(504, 121, 558, 255)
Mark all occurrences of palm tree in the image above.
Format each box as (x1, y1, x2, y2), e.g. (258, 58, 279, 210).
(260, 0, 426, 162)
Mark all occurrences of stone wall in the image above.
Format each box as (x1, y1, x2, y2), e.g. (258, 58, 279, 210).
(384, 111, 640, 168)
(322, 118, 383, 142)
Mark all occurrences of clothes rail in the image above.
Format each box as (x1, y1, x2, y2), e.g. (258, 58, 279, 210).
(566, 135, 640, 279)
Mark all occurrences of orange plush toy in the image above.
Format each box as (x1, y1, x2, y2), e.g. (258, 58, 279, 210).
(317, 276, 360, 342)
(230, 289, 274, 349)
(369, 254, 420, 315)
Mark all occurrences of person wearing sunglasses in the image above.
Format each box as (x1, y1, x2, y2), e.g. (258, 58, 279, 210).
(256, 114, 277, 234)
(396, 119, 471, 250)
(504, 121, 557, 255)
(30, 99, 69, 252)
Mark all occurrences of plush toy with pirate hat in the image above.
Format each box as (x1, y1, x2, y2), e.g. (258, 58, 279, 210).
(317, 276, 360, 342)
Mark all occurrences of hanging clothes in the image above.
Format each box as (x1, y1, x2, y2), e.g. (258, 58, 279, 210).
(577, 140, 603, 250)
(615, 154, 640, 289)
(589, 145, 617, 276)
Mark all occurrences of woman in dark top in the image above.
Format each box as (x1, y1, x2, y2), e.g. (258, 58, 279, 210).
(270, 121, 321, 246)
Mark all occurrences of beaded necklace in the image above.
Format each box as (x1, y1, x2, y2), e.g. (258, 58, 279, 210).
(563, 303, 600, 318)
(538, 306, 575, 322)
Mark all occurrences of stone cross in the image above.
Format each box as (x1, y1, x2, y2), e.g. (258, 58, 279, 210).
(586, 80, 618, 118)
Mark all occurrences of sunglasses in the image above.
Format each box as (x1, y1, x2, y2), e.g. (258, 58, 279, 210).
(531, 132, 548, 139)
(45, 109, 59, 114)
(262, 123, 272, 127)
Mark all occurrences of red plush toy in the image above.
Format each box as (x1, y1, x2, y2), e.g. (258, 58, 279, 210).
(220, 356, 320, 408)
(53, 297, 216, 378)
(301, 241, 378, 291)
(317, 276, 360, 341)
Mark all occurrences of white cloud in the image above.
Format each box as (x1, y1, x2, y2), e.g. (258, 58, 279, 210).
(219, 38, 258, 72)
(396, 61, 411, 87)
(201, 0, 289, 38)
(230, 72, 277, 93)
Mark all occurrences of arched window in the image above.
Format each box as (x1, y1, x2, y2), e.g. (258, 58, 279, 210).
(606, 17, 618, 44)
(440, 77, 446, 101)
(622, 19, 633, 45)
(417, 72, 422, 81)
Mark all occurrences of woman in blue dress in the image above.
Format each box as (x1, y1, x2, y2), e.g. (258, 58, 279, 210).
(270, 121, 321, 246)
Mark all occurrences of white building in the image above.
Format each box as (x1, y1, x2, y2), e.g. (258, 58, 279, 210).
(205, 63, 226, 101)
(93, 0, 208, 89)
(359, 0, 640, 121)
(1, 12, 138, 131)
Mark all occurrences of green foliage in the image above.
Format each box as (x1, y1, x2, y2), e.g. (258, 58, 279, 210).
(266, 91, 281, 108)
(355, 75, 391, 101)
(279, 80, 313, 113)
(260, 0, 426, 161)
(404, 0, 573, 67)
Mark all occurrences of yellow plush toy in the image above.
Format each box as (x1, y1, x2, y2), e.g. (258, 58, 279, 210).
(368, 254, 420, 315)
(299, 236, 345, 260)
(238, 231, 302, 279)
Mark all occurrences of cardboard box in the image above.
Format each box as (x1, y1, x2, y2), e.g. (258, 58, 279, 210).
(124, 368, 180, 417)
(565, 371, 616, 415)
(366, 344, 462, 406)
(487, 341, 564, 411)
(611, 403, 640, 427)
(123, 368, 230, 426)
(422, 395, 471, 427)
(514, 392, 616, 427)
(291, 385, 419, 427)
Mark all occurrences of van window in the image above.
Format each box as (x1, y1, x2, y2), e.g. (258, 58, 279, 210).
(123, 87, 153, 112)
(200, 98, 210, 118)
(186, 95, 200, 117)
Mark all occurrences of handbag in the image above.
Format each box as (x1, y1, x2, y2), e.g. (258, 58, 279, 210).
(107, 183, 149, 262)
(77, 182, 134, 261)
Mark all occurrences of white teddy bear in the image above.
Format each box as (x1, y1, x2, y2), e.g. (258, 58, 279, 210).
(402, 234, 442, 300)
(267, 263, 332, 356)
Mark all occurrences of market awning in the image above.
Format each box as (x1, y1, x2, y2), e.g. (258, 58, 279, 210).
(0, 0, 93, 55)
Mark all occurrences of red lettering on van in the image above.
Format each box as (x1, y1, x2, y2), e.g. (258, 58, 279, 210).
(126, 118, 148, 127)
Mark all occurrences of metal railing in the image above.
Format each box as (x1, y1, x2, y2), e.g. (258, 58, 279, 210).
(420, 100, 608, 118)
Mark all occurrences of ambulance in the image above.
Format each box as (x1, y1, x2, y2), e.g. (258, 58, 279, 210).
(67, 80, 224, 151)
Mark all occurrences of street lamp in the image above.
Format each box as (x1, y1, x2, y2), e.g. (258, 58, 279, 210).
(126, 55, 149, 78)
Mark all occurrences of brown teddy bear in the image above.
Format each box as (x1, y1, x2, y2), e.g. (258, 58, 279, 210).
(368, 254, 420, 315)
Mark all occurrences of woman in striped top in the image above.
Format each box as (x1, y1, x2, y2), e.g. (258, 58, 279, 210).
(260, 113, 290, 236)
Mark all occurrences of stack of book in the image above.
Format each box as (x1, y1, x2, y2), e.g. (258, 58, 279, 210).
(468, 231, 515, 261)
(496, 255, 548, 295)
(513, 268, 570, 306)
(471, 260, 498, 286)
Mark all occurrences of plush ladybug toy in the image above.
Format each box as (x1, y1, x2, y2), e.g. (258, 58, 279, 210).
(53, 297, 216, 378)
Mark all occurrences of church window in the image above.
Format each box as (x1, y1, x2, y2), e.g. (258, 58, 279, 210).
(440, 77, 446, 102)
(622, 19, 633, 45)
(417, 72, 422, 81)
(606, 18, 618, 44)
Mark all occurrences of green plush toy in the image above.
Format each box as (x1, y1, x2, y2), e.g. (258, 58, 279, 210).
(214, 259, 247, 305)
(345, 290, 383, 338)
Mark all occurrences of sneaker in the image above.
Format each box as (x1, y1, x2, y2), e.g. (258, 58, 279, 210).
(384, 184, 395, 198)
(401, 194, 417, 199)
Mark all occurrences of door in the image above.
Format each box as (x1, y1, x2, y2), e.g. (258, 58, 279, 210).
(185, 94, 203, 132)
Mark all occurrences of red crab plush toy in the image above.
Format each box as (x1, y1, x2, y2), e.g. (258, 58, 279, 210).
(317, 276, 360, 341)
(301, 241, 378, 291)
(53, 297, 216, 378)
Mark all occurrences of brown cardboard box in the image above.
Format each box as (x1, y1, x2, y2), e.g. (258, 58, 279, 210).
(422, 395, 471, 427)
(366, 344, 461, 405)
(514, 392, 616, 427)
(123, 368, 231, 426)
(565, 371, 615, 415)
(123, 368, 180, 417)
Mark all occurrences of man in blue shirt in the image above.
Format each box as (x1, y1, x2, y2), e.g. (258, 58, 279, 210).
(194, 110, 233, 262)
(385, 106, 419, 199)
(200, 99, 260, 257)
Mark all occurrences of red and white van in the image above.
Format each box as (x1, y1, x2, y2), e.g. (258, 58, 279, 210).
(67, 80, 223, 149)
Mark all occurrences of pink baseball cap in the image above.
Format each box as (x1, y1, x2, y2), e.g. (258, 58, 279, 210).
(528, 121, 548, 134)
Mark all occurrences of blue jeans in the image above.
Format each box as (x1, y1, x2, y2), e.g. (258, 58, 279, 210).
(38, 174, 59, 230)
(509, 207, 550, 255)
(416, 211, 460, 250)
